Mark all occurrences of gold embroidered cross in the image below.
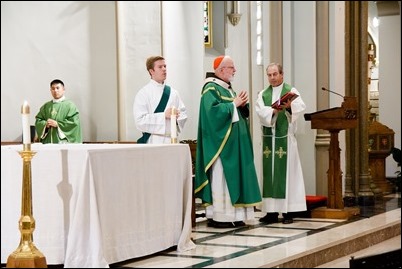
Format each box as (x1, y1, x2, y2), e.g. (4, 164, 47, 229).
(263, 146, 271, 158)
(51, 108, 58, 118)
(275, 147, 287, 158)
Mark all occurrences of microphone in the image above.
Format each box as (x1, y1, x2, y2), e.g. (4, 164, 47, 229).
(321, 87, 344, 98)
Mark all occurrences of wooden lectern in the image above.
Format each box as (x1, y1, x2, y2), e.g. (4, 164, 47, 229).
(304, 97, 359, 218)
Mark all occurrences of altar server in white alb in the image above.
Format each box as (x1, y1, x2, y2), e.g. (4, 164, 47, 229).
(255, 62, 307, 224)
(134, 56, 187, 144)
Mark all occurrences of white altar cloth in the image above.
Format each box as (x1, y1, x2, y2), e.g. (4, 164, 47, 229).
(1, 143, 195, 267)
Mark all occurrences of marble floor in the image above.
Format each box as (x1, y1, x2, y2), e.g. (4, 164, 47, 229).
(112, 193, 401, 268)
(316, 234, 401, 268)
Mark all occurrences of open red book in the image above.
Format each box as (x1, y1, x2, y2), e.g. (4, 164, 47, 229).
(271, 92, 299, 110)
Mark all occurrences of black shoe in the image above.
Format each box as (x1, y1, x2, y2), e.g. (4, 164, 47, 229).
(234, 221, 246, 227)
(282, 218, 293, 224)
(282, 213, 294, 224)
(207, 219, 236, 228)
(207, 219, 215, 227)
(213, 221, 236, 228)
(207, 219, 246, 228)
(259, 212, 279, 224)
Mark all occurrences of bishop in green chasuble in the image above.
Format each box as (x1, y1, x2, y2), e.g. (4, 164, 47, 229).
(194, 75, 262, 208)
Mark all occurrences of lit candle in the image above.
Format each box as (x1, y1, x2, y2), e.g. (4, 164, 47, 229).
(21, 100, 31, 145)
(170, 106, 177, 142)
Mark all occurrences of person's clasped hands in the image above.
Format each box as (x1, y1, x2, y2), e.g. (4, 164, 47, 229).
(46, 119, 58, 128)
(234, 90, 248, 107)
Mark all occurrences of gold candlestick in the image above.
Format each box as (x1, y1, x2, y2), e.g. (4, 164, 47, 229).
(7, 146, 47, 268)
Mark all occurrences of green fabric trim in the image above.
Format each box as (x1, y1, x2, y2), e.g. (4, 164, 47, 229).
(137, 85, 171, 143)
(261, 83, 291, 198)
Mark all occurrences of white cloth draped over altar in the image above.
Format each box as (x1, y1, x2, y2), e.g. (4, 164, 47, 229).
(1, 143, 195, 268)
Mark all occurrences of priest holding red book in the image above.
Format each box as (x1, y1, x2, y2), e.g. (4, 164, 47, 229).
(255, 63, 307, 224)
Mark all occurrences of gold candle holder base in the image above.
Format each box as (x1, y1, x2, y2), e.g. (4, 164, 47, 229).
(7, 249, 47, 268)
(171, 138, 178, 144)
(7, 145, 47, 268)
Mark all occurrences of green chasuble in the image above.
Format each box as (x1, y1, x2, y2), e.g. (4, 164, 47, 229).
(194, 76, 261, 207)
(261, 83, 291, 198)
(35, 99, 82, 144)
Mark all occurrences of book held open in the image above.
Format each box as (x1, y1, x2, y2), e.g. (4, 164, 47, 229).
(271, 92, 299, 110)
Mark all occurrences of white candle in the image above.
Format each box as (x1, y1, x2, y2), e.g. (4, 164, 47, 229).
(21, 100, 31, 145)
(233, 1, 240, 13)
(170, 106, 177, 141)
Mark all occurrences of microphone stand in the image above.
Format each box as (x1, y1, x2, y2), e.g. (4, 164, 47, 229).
(321, 87, 344, 98)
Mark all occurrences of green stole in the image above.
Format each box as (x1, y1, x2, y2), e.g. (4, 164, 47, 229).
(262, 83, 291, 198)
(137, 85, 171, 143)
